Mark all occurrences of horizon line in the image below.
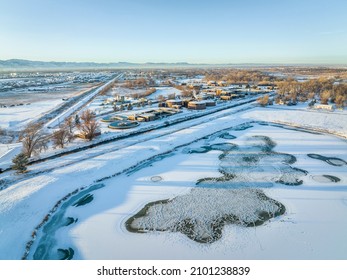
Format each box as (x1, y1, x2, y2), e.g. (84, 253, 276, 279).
(1, 58, 347, 67)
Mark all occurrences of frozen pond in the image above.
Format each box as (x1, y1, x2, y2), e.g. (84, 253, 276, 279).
(28, 123, 347, 259)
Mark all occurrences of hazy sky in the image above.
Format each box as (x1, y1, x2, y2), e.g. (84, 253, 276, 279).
(0, 0, 346, 64)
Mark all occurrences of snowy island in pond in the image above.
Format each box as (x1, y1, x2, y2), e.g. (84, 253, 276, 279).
(126, 188, 285, 244)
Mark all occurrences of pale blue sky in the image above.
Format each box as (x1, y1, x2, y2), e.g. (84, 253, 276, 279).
(0, 0, 346, 64)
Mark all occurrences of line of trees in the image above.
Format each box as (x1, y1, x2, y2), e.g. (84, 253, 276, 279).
(276, 78, 347, 107)
(123, 78, 155, 89)
(12, 109, 100, 173)
(98, 80, 117, 96)
(204, 69, 277, 84)
(129, 87, 156, 99)
(174, 85, 194, 98)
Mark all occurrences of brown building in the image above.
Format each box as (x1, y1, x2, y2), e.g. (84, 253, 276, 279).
(166, 99, 182, 108)
(188, 101, 206, 110)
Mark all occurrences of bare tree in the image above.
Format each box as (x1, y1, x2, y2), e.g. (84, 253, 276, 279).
(80, 110, 95, 123)
(52, 125, 74, 149)
(157, 95, 165, 102)
(257, 95, 269, 107)
(131, 93, 140, 99)
(20, 122, 50, 158)
(78, 109, 100, 141)
(308, 92, 316, 100)
(64, 116, 75, 134)
(181, 89, 194, 98)
(320, 90, 331, 104)
(335, 95, 345, 108)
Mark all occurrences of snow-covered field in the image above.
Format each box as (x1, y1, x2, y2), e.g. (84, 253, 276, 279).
(244, 105, 347, 138)
(0, 83, 102, 131)
(148, 87, 181, 100)
(0, 100, 63, 130)
(0, 105, 346, 260)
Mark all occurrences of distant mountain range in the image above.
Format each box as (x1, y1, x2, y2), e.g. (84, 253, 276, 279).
(0, 59, 211, 70)
(0, 59, 345, 71)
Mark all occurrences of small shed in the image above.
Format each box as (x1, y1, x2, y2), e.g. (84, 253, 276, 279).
(314, 104, 334, 111)
(220, 95, 232, 100)
(137, 113, 156, 122)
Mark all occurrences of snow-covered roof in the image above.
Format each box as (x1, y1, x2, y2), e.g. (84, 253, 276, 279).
(189, 101, 206, 105)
